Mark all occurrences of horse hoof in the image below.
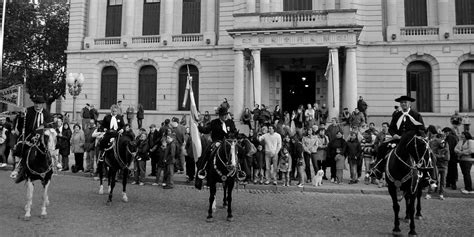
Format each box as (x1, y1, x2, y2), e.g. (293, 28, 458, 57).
(206, 217, 214, 223)
(122, 196, 128, 203)
(106, 200, 112, 206)
(40, 214, 47, 219)
(408, 232, 417, 237)
(23, 216, 31, 221)
(415, 215, 423, 220)
(99, 186, 104, 195)
(226, 216, 234, 222)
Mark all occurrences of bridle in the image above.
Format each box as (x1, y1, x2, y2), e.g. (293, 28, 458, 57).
(386, 136, 433, 194)
(102, 133, 128, 169)
(210, 139, 246, 182)
(25, 132, 54, 178)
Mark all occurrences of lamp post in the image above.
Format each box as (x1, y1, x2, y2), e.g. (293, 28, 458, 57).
(66, 73, 85, 122)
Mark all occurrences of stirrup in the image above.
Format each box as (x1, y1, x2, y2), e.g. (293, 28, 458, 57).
(237, 170, 246, 181)
(197, 169, 207, 179)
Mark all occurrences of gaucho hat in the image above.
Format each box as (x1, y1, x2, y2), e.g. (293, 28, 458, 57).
(218, 107, 228, 116)
(31, 95, 46, 104)
(394, 95, 415, 102)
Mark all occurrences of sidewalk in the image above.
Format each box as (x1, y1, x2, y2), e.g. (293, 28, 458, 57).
(2, 155, 473, 199)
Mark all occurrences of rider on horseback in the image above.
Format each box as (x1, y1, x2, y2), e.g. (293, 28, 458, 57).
(99, 104, 125, 149)
(194, 107, 237, 189)
(11, 95, 53, 183)
(372, 95, 426, 180)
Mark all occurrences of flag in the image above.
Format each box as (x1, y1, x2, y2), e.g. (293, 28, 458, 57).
(324, 53, 335, 107)
(189, 79, 202, 161)
(0, 85, 23, 107)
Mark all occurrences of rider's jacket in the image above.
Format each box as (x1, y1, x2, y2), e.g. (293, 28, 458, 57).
(16, 106, 52, 139)
(198, 118, 237, 142)
(389, 108, 425, 137)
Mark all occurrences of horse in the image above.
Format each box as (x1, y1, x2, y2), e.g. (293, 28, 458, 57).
(382, 135, 434, 236)
(13, 128, 58, 221)
(99, 131, 136, 205)
(197, 138, 246, 222)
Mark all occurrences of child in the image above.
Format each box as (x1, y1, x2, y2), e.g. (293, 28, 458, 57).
(292, 136, 305, 188)
(132, 132, 149, 185)
(278, 146, 292, 186)
(360, 131, 375, 185)
(346, 131, 361, 184)
(163, 133, 177, 189)
(334, 148, 345, 184)
(253, 144, 265, 184)
(434, 138, 450, 200)
(153, 136, 167, 186)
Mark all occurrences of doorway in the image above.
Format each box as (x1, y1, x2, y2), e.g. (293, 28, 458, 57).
(281, 71, 316, 112)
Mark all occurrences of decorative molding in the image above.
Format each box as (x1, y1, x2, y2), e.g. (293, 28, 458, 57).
(454, 53, 474, 67)
(97, 59, 119, 69)
(401, 54, 439, 69)
(134, 58, 159, 69)
(172, 58, 203, 71)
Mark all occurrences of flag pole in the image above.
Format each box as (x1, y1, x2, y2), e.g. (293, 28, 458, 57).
(0, 0, 7, 81)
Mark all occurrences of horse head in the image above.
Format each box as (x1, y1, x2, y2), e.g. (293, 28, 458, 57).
(214, 138, 243, 181)
(405, 136, 434, 170)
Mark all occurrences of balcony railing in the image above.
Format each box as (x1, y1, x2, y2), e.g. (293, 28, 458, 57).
(94, 37, 121, 46)
(452, 25, 474, 40)
(171, 34, 205, 46)
(399, 27, 439, 41)
(232, 9, 357, 31)
(132, 35, 161, 44)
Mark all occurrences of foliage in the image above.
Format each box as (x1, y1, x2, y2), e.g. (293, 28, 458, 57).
(2, 1, 69, 107)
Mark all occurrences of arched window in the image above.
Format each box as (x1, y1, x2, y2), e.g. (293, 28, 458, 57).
(407, 61, 432, 112)
(459, 61, 474, 112)
(178, 65, 199, 111)
(404, 0, 427, 26)
(100, 66, 118, 109)
(283, 0, 312, 11)
(138, 66, 157, 110)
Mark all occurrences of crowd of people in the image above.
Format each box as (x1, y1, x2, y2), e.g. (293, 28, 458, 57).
(3, 95, 473, 198)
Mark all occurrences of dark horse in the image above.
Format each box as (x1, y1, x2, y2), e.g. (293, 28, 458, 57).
(98, 131, 135, 205)
(378, 135, 434, 236)
(197, 138, 246, 222)
(12, 128, 57, 220)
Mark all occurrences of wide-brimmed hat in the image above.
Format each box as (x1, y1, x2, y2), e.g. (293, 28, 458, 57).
(394, 95, 415, 102)
(31, 95, 46, 104)
(217, 107, 228, 116)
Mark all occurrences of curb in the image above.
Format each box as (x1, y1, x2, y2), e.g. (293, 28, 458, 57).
(3, 167, 472, 199)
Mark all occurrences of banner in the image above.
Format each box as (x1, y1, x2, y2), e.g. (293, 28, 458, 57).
(0, 84, 22, 107)
(324, 53, 335, 107)
(189, 84, 202, 161)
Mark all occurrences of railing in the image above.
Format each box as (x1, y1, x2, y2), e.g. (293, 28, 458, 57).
(260, 10, 327, 27)
(94, 37, 121, 45)
(132, 35, 161, 44)
(172, 34, 204, 42)
(400, 27, 439, 36)
(453, 25, 474, 35)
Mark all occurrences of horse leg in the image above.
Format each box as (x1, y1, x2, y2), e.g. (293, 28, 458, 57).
(24, 180, 34, 221)
(40, 181, 50, 218)
(408, 196, 417, 236)
(415, 188, 423, 219)
(207, 181, 216, 222)
(226, 179, 235, 222)
(98, 161, 104, 194)
(222, 181, 227, 208)
(122, 168, 128, 203)
(403, 195, 410, 223)
(388, 185, 401, 235)
(107, 168, 116, 205)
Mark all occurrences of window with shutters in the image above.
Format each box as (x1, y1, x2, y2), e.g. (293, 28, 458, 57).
(455, 0, 474, 25)
(178, 65, 199, 111)
(100, 66, 118, 110)
(138, 66, 157, 110)
(283, 0, 312, 11)
(459, 61, 474, 112)
(182, 0, 201, 34)
(106, 0, 123, 37)
(406, 61, 432, 112)
(143, 0, 161, 35)
(404, 0, 427, 26)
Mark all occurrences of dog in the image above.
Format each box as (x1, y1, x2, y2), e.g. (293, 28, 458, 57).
(313, 169, 324, 186)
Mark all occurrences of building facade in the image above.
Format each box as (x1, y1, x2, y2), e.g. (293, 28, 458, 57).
(65, 0, 474, 128)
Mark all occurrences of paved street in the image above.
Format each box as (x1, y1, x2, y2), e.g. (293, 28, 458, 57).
(0, 172, 473, 236)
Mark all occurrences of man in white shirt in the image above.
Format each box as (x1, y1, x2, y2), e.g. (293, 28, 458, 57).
(259, 124, 282, 185)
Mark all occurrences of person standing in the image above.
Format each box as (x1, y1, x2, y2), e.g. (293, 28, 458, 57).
(116, 101, 124, 116)
(0, 124, 7, 167)
(357, 96, 368, 122)
(241, 108, 252, 130)
(57, 120, 72, 171)
(81, 103, 91, 131)
(302, 127, 317, 183)
(136, 103, 144, 129)
(258, 124, 282, 185)
(326, 117, 343, 142)
(83, 119, 96, 174)
(454, 132, 474, 194)
(132, 132, 149, 186)
(443, 127, 459, 190)
(462, 113, 470, 133)
(327, 131, 347, 183)
(252, 104, 261, 130)
(89, 104, 99, 121)
(450, 110, 463, 135)
(163, 133, 178, 189)
(147, 124, 160, 177)
(71, 124, 85, 173)
(171, 117, 186, 174)
(126, 105, 136, 127)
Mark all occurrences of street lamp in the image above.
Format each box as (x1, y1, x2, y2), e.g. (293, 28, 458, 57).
(66, 73, 85, 122)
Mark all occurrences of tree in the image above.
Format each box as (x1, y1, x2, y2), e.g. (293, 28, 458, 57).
(2, 1, 69, 111)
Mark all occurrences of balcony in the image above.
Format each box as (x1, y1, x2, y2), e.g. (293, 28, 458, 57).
(131, 35, 161, 48)
(453, 25, 474, 40)
(231, 9, 358, 31)
(399, 27, 439, 41)
(171, 33, 205, 46)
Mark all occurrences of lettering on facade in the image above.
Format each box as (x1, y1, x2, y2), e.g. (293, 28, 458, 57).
(237, 32, 356, 48)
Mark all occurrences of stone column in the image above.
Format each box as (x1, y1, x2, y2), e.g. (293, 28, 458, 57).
(163, 0, 174, 44)
(124, 0, 135, 36)
(261, 0, 270, 13)
(342, 46, 357, 112)
(386, 0, 398, 41)
(326, 0, 335, 10)
(437, 0, 450, 40)
(247, 0, 255, 13)
(340, 0, 352, 9)
(233, 49, 245, 120)
(327, 47, 340, 120)
(252, 49, 262, 107)
(204, 0, 216, 44)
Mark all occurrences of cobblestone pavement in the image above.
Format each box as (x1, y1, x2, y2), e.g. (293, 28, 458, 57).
(1, 172, 473, 237)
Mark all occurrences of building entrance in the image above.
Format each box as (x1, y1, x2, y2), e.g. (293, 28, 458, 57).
(281, 71, 316, 113)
